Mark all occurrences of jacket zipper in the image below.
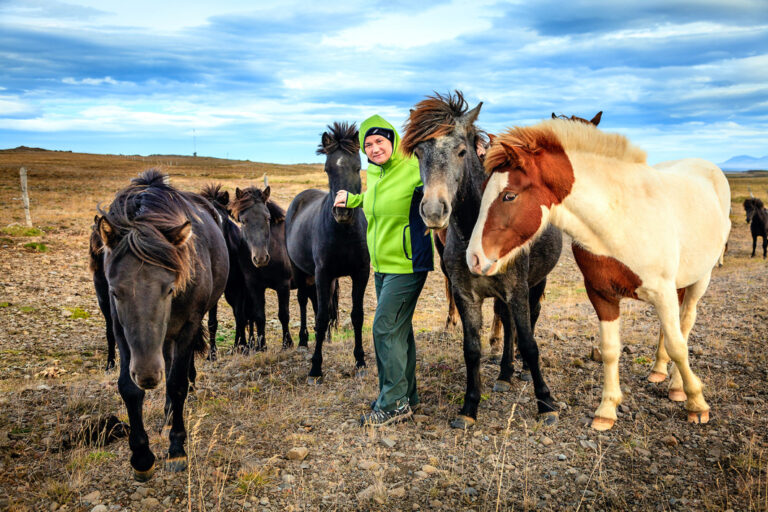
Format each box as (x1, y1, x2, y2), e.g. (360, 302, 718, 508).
(371, 166, 384, 271)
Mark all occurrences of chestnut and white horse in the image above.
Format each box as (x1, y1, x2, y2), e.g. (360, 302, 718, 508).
(466, 118, 730, 430)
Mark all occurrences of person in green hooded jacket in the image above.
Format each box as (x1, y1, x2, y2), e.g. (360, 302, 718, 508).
(334, 114, 433, 427)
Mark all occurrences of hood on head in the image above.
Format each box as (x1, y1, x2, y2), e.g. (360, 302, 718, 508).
(359, 114, 404, 167)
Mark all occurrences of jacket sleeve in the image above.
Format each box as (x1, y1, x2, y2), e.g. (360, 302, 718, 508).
(346, 191, 365, 208)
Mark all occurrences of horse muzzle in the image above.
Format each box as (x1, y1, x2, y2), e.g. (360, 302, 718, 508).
(332, 206, 354, 224)
(130, 367, 164, 390)
(467, 250, 498, 276)
(251, 251, 270, 267)
(419, 198, 450, 230)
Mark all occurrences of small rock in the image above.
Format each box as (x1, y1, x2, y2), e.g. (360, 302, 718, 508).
(391, 451, 407, 458)
(462, 487, 478, 496)
(421, 464, 438, 474)
(622, 345, 636, 354)
(259, 497, 269, 505)
(662, 435, 678, 447)
(579, 440, 597, 452)
(575, 474, 589, 485)
(135, 487, 149, 498)
(540, 436, 554, 447)
(281, 474, 295, 484)
(413, 414, 429, 423)
(83, 491, 101, 504)
(379, 437, 396, 449)
(572, 358, 584, 368)
(91, 506, 107, 512)
(413, 470, 429, 479)
(390, 486, 406, 498)
(358, 460, 380, 471)
(357, 485, 376, 501)
(635, 447, 652, 458)
(286, 447, 309, 461)
(589, 346, 602, 362)
(557, 454, 567, 461)
(140, 497, 160, 509)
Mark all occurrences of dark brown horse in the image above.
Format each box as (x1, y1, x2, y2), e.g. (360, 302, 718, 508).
(402, 91, 563, 428)
(744, 197, 768, 258)
(98, 169, 228, 480)
(89, 215, 116, 371)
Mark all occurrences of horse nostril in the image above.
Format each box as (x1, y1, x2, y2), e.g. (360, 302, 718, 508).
(441, 199, 449, 218)
(471, 254, 480, 272)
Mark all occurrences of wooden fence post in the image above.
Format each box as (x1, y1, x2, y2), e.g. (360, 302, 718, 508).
(19, 167, 32, 227)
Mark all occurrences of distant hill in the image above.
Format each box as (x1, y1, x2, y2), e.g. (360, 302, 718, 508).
(719, 155, 768, 172)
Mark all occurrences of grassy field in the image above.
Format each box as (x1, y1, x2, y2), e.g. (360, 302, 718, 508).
(0, 149, 766, 511)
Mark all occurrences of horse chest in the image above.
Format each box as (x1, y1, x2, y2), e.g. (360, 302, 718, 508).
(571, 243, 642, 320)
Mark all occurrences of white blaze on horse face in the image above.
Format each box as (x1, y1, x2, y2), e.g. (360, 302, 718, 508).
(336, 156, 344, 167)
(467, 171, 508, 275)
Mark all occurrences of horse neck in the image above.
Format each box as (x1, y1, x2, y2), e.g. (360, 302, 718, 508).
(449, 153, 485, 243)
(754, 207, 768, 229)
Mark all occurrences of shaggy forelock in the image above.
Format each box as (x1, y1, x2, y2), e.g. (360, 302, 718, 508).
(402, 91, 481, 156)
(317, 121, 360, 156)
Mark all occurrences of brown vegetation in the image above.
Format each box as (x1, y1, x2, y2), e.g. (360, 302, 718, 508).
(0, 150, 766, 511)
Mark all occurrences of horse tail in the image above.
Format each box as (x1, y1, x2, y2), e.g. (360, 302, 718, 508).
(328, 279, 340, 332)
(193, 322, 208, 357)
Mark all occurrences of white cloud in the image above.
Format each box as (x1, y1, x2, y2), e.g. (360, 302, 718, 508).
(62, 76, 125, 86)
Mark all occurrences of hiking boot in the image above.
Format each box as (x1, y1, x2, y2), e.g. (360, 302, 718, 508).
(370, 400, 420, 412)
(360, 403, 413, 427)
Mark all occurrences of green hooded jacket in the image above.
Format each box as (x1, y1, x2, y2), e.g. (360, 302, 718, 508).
(346, 115, 433, 274)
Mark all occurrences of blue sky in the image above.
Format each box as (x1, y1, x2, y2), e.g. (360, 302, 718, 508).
(1, 0, 766, 165)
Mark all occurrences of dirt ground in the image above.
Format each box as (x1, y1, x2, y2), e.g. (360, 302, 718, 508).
(0, 150, 766, 511)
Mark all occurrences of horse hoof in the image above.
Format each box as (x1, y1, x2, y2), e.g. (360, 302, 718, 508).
(687, 410, 710, 424)
(518, 371, 532, 383)
(306, 375, 323, 385)
(647, 371, 667, 383)
(105, 361, 115, 373)
(165, 456, 188, 473)
(132, 463, 155, 482)
(492, 380, 512, 392)
(355, 368, 367, 378)
(450, 415, 476, 430)
(590, 417, 615, 431)
(668, 389, 687, 402)
(539, 411, 559, 426)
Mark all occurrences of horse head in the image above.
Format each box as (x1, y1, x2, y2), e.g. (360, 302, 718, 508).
(318, 122, 361, 224)
(231, 186, 274, 267)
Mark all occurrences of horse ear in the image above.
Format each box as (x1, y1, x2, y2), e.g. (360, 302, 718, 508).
(263, 186, 271, 201)
(465, 102, 483, 126)
(590, 111, 603, 126)
(488, 133, 496, 144)
(321, 132, 333, 150)
(552, 113, 557, 119)
(221, 190, 229, 205)
(167, 221, 192, 246)
(99, 216, 117, 248)
(235, 187, 243, 199)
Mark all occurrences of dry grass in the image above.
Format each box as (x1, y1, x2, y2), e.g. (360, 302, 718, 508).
(0, 150, 766, 510)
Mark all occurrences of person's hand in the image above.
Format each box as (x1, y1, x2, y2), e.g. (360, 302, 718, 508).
(334, 190, 348, 208)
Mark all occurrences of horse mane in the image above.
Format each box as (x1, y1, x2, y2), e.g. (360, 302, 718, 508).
(229, 186, 286, 224)
(97, 169, 197, 293)
(486, 118, 646, 174)
(401, 90, 487, 156)
(316, 121, 359, 156)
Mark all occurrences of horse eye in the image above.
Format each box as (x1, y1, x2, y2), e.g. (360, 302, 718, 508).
(458, 149, 467, 157)
(503, 192, 518, 202)
(168, 286, 175, 296)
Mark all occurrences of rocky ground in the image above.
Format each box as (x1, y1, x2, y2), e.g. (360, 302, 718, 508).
(0, 152, 766, 511)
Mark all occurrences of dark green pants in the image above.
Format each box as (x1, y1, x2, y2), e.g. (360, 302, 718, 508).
(372, 271, 427, 412)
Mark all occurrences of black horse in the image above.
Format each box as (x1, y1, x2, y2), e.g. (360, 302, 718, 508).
(744, 197, 768, 258)
(200, 184, 253, 357)
(98, 169, 228, 480)
(402, 91, 563, 429)
(89, 215, 116, 371)
(230, 184, 295, 350)
(285, 122, 370, 383)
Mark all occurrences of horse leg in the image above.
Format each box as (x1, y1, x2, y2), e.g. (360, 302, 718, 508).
(104, 309, 116, 372)
(278, 285, 293, 349)
(582, 285, 623, 431)
(517, 279, 547, 381)
(113, 317, 154, 480)
(450, 293, 483, 429)
(651, 283, 710, 423)
(351, 269, 369, 374)
(751, 235, 757, 257)
(488, 299, 503, 362)
(444, 274, 460, 331)
(165, 341, 195, 473)
(297, 285, 310, 348)
(206, 303, 218, 362)
(308, 272, 332, 383)
(509, 287, 558, 424)
(252, 287, 266, 352)
(649, 289, 685, 384)
(762, 235, 767, 259)
(491, 303, 514, 390)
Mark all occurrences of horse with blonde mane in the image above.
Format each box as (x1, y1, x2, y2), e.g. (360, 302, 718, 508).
(467, 118, 730, 431)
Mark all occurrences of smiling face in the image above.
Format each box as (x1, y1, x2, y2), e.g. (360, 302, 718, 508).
(466, 129, 575, 275)
(363, 135, 393, 165)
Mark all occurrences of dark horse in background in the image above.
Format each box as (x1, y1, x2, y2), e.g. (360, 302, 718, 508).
(200, 184, 253, 356)
(89, 216, 116, 371)
(229, 183, 296, 350)
(286, 122, 370, 383)
(402, 91, 563, 429)
(98, 169, 228, 480)
(744, 196, 768, 258)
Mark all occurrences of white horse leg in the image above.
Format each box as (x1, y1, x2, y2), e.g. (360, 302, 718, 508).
(592, 318, 622, 431)
(648, 328, 670, 383)
(652, 287, 710, 423)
